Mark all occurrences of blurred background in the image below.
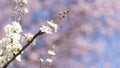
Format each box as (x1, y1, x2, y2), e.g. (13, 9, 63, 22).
(0, 0, 120, 68)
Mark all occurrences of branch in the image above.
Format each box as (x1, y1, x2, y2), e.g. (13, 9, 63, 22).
(2, 30, 44, 68)
(2, 9, 70, 68)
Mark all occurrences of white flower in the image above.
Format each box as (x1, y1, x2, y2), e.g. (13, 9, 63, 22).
(32, 39, 36, 45)
(6, 52, 14, 61)
(16, 55, 21, 61)
(39, 58, 44, 62)
(12, 21, 23, 33)
(12, 43, 22, 54)
(22, 0, 28, 4)
(0, 50, 3, 56)
(47, 20, 58, 32)
(0, 56, 6, 67)
(40, 25, 52, 34)
(10, 33, 21, 41)
(46, 58, 53, 63)
(2, 38, 11, 47)
(4, 21, 23, 37)
(24, 8, 29, 13)
(6, 45, 13, 52)
(4, 24, 13, 36)
(22, 33, 33, 41)
(48, 50, 55, 55)
(40, 20, 58, 34)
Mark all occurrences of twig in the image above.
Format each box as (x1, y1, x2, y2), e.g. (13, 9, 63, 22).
(40, 61, 42, 68)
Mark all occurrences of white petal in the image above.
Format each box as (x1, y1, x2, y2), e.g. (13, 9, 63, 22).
(46, 58, 53, 62)
(47, 20, 58, 32)
(48, 50, 55, 55)
(16, 55, 21, 61)
(40, 25, 52, 34)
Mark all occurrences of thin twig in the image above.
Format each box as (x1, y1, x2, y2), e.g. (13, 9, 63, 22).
(40, 61, 42, 68)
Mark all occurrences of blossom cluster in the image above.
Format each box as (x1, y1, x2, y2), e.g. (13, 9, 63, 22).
(0, 0, 32, 67)
(46, 49, 56, 63)
(0, 21, 22, 67)
(0, 21, 34, 67)
(39, 49, 56, 62)
(39, 47, 56, 68)
(0, 0, 60, 67)
(0, 19, 58, 67)
(40, 20, 58, 34)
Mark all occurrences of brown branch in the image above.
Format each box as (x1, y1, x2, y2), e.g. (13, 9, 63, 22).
(2, 31, 44, 68)
(2, 9, 70, 68)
